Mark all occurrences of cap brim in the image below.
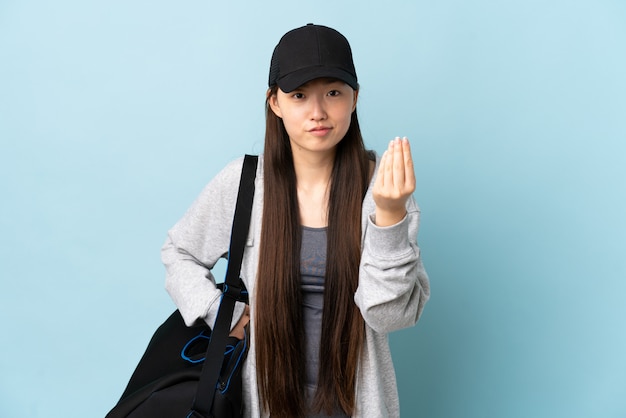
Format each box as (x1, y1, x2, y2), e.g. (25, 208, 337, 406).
(277, 67, 358, 93)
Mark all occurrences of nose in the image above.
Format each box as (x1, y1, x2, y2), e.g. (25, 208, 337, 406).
(309, 95, 327, 121)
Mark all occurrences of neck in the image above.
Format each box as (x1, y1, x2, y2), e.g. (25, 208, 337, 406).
(291, 149, 335, 190)
(292, 150, 335, 228)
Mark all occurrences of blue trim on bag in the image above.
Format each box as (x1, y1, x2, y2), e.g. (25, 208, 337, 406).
(181, 331, 211, 364)
(218, 326, 248, 394)
(221, 284, 248, 302)
(180, 332, 239, 364)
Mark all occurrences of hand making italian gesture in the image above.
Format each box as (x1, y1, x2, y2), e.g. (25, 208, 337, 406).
(372, 137, 416, 227)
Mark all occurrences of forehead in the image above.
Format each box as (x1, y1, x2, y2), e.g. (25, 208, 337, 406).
(294, 77, 350, 90)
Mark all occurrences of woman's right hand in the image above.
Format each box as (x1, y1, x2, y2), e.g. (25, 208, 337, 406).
(229, 304, 250, 340)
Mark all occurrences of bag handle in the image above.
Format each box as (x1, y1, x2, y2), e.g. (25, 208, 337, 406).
(190, 154, 258, 417)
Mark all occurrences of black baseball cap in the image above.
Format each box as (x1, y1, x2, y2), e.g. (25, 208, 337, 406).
(268, 24, 358, 93)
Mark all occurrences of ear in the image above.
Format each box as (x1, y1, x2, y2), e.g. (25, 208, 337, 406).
(267, 89, 283, 118)
(352, 89, 359, 112)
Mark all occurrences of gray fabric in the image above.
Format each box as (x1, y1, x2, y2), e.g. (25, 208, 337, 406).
(162, 154, 430, 418)
(300, 226, 349, 418)
(300, 226, 327, 391)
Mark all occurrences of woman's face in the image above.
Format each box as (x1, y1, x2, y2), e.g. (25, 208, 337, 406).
(269, 78, 358, 159)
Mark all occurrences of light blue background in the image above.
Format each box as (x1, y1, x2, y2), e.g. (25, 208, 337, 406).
(1, 0, 625, 417)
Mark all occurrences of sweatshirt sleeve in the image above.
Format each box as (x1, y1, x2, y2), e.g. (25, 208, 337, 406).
(354, 193, 430, 334)
(161, 158, 247, 329)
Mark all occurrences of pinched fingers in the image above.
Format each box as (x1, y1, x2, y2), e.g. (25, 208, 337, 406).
(372, 137, 416, 226)
(376, 137, 416, 197)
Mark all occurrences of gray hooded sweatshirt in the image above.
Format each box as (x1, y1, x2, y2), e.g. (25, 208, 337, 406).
(162, 155, 430, 418)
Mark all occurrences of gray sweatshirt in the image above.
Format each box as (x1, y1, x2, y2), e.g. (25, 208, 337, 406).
(161, 155, 430, 418)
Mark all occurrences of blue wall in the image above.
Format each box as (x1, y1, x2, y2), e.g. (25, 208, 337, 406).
(1, 1, 624, 417)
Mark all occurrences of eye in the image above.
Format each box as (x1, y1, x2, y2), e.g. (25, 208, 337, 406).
(328, 90, 341, 97)
(292, 92, 305, 99)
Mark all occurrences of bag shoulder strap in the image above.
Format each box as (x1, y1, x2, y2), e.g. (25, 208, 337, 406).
(190, 154, 258, 417)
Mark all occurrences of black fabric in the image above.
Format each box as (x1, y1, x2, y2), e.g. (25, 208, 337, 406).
(106, 155, 258, 418)
(268, 24, 358, 93)
(106, 309, 248, 418)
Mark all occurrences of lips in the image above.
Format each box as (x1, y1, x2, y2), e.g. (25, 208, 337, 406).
(308, 126, 332, 136)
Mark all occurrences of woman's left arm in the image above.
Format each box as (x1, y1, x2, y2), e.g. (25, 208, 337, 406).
(354, 138, 430, 333)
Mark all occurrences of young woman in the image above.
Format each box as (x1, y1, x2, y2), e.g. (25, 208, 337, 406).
(162, 24, 430, 418)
